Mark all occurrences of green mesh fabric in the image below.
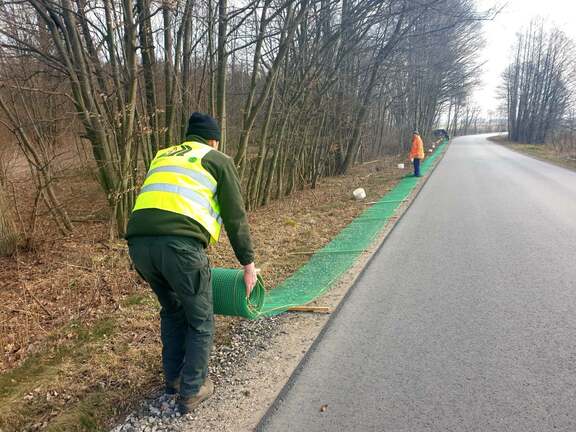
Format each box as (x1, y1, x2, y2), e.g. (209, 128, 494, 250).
(212, 268, 265, 319)
(210, 140, 447, 318)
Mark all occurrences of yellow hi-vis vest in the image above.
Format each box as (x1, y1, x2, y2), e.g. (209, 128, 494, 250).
(132, 141, 222, 244)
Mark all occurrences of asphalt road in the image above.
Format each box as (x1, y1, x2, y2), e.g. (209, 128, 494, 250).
(258, 135, 576, 432)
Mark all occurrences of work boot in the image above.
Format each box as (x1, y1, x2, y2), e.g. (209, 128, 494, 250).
(177, 378, 214, 414)
(165, 377, 180, 396)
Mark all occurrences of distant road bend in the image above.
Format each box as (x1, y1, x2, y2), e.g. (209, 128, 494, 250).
(258, 134, 576, 432)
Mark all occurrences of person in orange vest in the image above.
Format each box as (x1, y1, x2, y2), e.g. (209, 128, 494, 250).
(409, 129, 425, 177)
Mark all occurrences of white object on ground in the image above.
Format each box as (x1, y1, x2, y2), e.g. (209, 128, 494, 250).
(428, 148, 433, 152)
(397, 163, 405, 169)
(352, 188, 366, 200)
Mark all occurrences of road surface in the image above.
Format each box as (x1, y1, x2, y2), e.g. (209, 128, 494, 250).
(258, 135, 576, 432)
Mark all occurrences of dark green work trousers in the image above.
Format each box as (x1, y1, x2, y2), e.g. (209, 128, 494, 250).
(127, 236, 213, 397)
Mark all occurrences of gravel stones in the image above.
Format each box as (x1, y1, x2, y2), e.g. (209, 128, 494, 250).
(110, 316, 280, 431)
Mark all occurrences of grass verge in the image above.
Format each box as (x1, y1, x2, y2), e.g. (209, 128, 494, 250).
(0, 303, 161, 431)
(488, 134, 576, 172)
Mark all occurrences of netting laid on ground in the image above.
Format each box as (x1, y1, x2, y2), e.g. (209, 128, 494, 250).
(210, 140, 447, 318)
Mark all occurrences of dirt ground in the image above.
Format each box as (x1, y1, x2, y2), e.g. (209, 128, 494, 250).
(0, 147, 413, 431)
(488, 134, 576, 172)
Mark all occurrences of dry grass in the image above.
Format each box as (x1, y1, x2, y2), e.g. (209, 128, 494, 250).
(0, 151, 411, 431)
(488, 134, 576, 172)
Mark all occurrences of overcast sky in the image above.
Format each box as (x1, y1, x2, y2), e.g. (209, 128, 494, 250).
(473, 0, 576, 117)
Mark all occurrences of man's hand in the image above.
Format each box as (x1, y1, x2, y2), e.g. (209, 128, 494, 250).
(243, 262, 258, 298)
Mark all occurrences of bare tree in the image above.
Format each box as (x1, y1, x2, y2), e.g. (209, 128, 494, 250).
(503, 20, 575, 144)
(0, 73, 73, 234)
(0, 0, 487, 240)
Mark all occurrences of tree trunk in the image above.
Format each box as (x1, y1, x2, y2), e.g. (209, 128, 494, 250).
(216, 0, 228, 153)
(0, 186, 18, 256)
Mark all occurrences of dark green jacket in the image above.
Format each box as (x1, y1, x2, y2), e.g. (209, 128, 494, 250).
(126, 135, 255, 265)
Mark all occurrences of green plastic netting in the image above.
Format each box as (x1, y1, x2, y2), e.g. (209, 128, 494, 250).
(211, 140, 448, 318)
(212, 268, 265, 319)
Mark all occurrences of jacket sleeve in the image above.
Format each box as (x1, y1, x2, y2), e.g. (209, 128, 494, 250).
(210, 154, 255, 265)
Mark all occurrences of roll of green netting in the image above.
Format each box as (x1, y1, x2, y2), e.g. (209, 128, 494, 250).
(211, 268, 265, 319)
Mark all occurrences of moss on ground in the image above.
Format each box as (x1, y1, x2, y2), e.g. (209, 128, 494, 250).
(0, 314, 161, 431)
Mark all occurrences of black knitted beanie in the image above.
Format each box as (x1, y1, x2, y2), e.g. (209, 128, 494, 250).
(186, 112, 221, 141)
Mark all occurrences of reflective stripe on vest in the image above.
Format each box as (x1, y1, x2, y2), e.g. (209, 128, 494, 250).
(139, 183, 222, 224)
(145, 166, 217, 193)
(132, 141, 222, 243)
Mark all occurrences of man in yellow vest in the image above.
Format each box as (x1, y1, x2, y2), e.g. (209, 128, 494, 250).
(409, 129, 425, 177)
(126, 113, 257, 414)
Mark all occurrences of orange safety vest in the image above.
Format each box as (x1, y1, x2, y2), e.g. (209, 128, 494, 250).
(410, 134, 425, 160)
